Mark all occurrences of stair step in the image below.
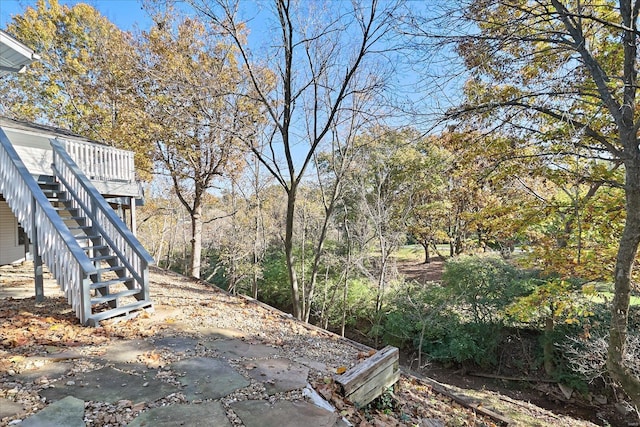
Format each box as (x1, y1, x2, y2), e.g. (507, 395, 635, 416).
(68, 225, 92, 231)
(53, 206, 79, 213)
(44, 196, 68, 202)
(96, 266, 126, 274)
(87, 300, 153, 327)
(75, 235, 101, 241)
(90, 254, 117, 262)
(90, 277, 133, 289)
(63, 216, 87, 222)
(41, 188, 66, 196)
(90, 288, 140, 305)
(81, 244, 109, 252)
(36, 181, 59, 188)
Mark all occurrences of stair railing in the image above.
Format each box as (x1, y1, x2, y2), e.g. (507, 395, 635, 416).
(0, 129, 96, 323)
(50, 138, 154, 300)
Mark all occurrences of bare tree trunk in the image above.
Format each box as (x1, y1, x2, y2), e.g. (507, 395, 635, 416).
(319, 264, 329, 327)
(300, 204, 307, 317)
(189, 203, 203, 278)
(252, 214, 260, 299)
(341, 212, 352, 338)
(285, 185, 302, 320)
(421, 239, 430, 264)
(251, 155, 262, 300)
(154, 214, 168, 262)
(543, 310, 555, 376)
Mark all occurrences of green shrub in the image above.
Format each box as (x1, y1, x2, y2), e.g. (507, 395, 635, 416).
(258, 247, 291, 309)
(442, 255, 538, 323)
(319, 277, 378, 330)
(419, 319, 502, 368)
(381, 282, 501, 368)
(381, 256, 545, 369)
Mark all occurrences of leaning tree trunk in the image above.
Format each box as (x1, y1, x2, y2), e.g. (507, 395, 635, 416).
(607, 156, 640, 406)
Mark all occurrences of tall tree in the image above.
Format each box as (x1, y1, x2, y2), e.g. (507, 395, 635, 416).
(342, 127, 420, 314)
(0, 0, 153, 177)
(137, 15, 254, 278)
(186, 0, 400, 320)
(403, 135, 451, 263)
(413, 0, 640, 404)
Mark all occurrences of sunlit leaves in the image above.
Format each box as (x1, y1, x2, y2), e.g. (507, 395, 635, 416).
(505, 279, 597, 327)
(0, 0, 154, 178)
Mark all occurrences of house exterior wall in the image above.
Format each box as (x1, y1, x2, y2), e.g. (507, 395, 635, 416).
(5, 128, 53, 176)
(0, 199, 27, 265)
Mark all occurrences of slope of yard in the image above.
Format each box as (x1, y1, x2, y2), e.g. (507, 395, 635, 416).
(0, 263, 605, 426)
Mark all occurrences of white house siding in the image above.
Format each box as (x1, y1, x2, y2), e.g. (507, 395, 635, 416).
(2, 128, 54, 176)
(0, 199, 26, 265)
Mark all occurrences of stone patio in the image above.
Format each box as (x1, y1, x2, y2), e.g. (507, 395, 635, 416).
(3, 333, 347, 426)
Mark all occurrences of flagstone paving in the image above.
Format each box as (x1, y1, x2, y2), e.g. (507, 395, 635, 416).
(5, 334, 346, 426)
(230, 400, 345, 427)
(171, 357, 250, 401)
(0, 397, 25, 419)
(39, 366, 180, 403)
(245, 358, 309, 395)
(19, 396, 85, 427)
(127, 402, 232, 427)
(202, 338, 280, 359)
(98, 339, 155, 363)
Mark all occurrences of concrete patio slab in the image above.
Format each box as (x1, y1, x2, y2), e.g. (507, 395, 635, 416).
(19, 395, 84, 427)
(246, 358, 309, 395)
(202, 339, 280, 360)
(170, 357, 250, 401)
(39, 366, 179, 403)
(231, 400, 339, 427)
(127, 402, 232, 427)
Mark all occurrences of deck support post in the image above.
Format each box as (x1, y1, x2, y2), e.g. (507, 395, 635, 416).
(32, 197, 44, 302)
(130, 197, 136, 236)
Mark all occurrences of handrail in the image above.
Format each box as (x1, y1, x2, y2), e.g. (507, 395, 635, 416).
(63, 139, 135, 183)
(0, 129, 96, 321)
(50, 138, 154, 281)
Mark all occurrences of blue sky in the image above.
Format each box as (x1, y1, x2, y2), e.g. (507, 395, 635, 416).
(0, 0, 462, 131)
(0, 0, 152, 31)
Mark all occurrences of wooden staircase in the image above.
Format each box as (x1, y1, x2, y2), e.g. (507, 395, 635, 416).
(37, 178, 152, 325)
(0, 129, 153, 326)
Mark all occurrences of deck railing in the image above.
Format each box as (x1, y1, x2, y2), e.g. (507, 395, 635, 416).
(51, 138, 153, 299)
(63, 139, 135, 183)
(0, 130, 96, 323)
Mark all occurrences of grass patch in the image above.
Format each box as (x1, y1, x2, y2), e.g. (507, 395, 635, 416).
(592, 282, 640, 306)
(393, 245, 423, 261)
(393, 244, 451, 262)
